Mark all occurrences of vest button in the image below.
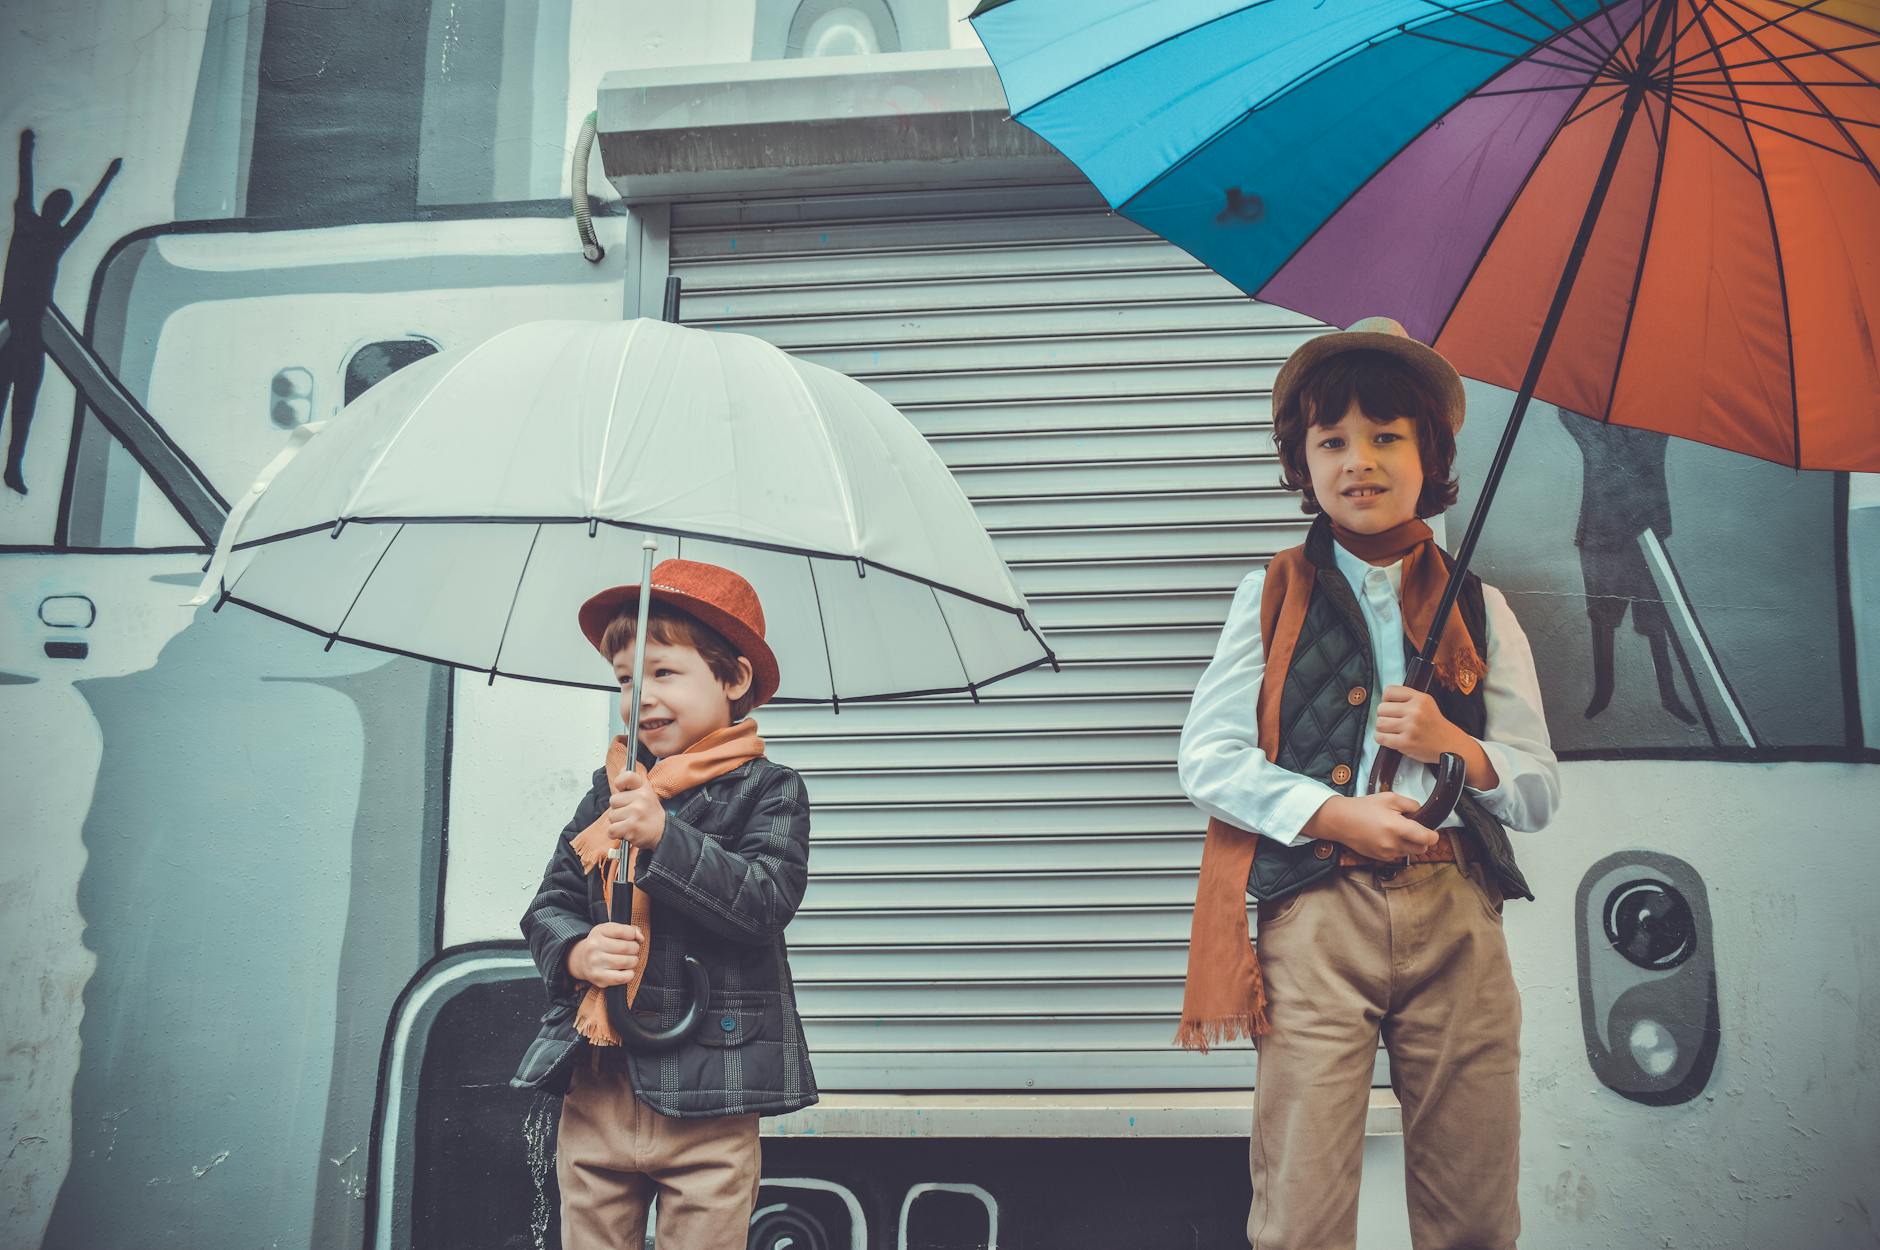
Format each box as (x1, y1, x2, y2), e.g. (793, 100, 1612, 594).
(720, 1015, 737, 1033)
(1330, 763, 1353, 786)
(1313, 842, 1335, 860)
(1347, 685, 1368, 706)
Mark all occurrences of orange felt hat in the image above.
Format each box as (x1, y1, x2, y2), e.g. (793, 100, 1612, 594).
(578, 559, 781, 710)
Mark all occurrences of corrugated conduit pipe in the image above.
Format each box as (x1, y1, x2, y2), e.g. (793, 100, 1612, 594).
(573, 110, 604, 263)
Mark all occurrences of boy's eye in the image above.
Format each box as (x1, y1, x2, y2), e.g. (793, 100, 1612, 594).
(655, 668, 677, 678)
(1376, 432, 1401, 444)
(1318, 437, 1343, 450)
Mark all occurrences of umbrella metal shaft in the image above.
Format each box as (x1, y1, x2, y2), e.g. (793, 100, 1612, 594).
(1417, 0, 1680, 663)
(1373, 0, 1680, 826)
(611, 537, 660, 863)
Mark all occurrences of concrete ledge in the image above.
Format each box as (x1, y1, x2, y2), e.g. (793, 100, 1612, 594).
(761, 1090, 1404, 1140)
(596, 49, 1077, 203)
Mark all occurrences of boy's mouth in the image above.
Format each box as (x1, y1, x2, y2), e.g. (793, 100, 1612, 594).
(1341, 484, 1388, 499)
(639, 718, 674, 733)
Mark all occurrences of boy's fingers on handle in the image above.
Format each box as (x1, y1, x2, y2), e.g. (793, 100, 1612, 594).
(616, 770, 647, 791)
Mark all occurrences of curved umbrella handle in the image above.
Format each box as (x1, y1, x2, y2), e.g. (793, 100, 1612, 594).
(1367, 744, 1464, 830)
(1366, 654, 1464, 831)
(604, 955, 710, 1052)
(584, 858, 712, 1051)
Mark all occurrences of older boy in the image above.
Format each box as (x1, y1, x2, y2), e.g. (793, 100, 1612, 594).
(511, 559, 816, 1250)
(1177, 319, 1559, 1250)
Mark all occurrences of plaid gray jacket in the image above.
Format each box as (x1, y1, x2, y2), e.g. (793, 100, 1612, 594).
(510, 756, 818, 1119)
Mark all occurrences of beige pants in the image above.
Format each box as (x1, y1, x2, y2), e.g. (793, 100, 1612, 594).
(1250, 859, 1522, 1250)
(556, 1049, 761, 1250)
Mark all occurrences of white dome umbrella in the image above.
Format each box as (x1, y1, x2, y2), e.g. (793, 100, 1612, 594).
(188, 318, 1055, 705)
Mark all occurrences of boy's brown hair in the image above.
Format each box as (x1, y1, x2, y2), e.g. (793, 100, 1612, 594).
(602, 603, 758, 722)
(1272, 347, 1460, 519)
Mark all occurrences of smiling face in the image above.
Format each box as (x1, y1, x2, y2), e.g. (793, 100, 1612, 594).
(614, 640, 753, 758)
(1304, 399, 1425, 537)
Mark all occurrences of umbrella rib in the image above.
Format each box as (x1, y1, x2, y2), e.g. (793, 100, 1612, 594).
(929, 584, 977, 701)
(1523, 0, 1619, 64)
(1700, 1, 1872, 469)
(1664, 0, 1846, 74)
(1596, 81, 1676, 424)
(1124, 0, 1628, 235)
(1469, 79, 1627, 95)
(1409, 0, 1608, 70)
(1722, 0, 1880, 38)
(1705, 11, 1880, 182)
(329, 523, 406, 645)
(1644, 67, 1669, 145)
(1562, 82, 1631, 127)
(1672, 90, 1866, 161)
(1396, 24, 1604, 74)
(338, 324, 519, 522)
(488, 523, 544, 680)
(1664, 99, 1765, 174)
(1674, 84, 1880, 127)
(1668, 0, 1729, 70)
(782, 356, 862, 550)
(1669, 34, 1880, 78)
(1411, 9, 1643, 345)
(1238, 8, 1628, 312)
(1596, 0, 1640, 73)
(589, 319, 645, 519)
(805, 556, 839, 706)
(1714, 0, 1880, 131)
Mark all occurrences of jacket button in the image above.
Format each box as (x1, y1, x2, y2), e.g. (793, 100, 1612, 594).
(720, 1015, 737, 1033)
(1313, 843, 1335, 860)
(1330, 763, 1353, 786)
(1347, 685, 1367, 706)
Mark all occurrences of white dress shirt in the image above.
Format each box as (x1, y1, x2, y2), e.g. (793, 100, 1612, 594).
(1178, 543, 1560, 845)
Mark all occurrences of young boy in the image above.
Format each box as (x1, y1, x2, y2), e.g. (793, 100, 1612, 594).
(1176, 318, 1560, 1250)
(510, 559, 816, 1250)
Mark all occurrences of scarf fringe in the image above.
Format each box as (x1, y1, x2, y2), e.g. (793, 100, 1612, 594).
(1175, 1003, 1271, 1054)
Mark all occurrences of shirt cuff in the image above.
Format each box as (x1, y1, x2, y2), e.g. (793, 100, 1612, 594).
(1262, 779, 1340, 847)
(1466, 739, 1521, 812)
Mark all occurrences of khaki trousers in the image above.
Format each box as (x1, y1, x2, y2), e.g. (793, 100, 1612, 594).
(557, 1049, 761, 1250)
(1249, 859, 1522, 1250)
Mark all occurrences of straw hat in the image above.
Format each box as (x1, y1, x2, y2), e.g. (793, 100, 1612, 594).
(578, 559, 781, 710)
(1271, 316, 1466, 432)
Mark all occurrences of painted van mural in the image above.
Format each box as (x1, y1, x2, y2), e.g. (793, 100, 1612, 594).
(3, 3, 1877, 1249)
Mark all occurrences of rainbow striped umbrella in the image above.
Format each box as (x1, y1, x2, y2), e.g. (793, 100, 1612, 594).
(970, 0, 1879, 474)
(971, 0, 1878, 812)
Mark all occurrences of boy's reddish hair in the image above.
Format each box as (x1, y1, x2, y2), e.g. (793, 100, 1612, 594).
(602, 603, 758, 722)
(1272, 348, 1460, 519)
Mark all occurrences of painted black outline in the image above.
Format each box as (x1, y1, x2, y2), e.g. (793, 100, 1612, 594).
(52, 200, 618, 553)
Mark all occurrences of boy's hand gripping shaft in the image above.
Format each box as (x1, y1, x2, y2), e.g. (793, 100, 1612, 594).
(599, 537, 712, 1051)
(1366, 653, 1466, 864)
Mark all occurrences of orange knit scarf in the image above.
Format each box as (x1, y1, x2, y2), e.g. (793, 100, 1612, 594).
(568, 718, 765, 1046)
(1174, 520, 1484, 1050)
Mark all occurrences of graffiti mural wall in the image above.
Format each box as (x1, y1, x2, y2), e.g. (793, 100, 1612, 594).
(3, 3, 1877, 1249)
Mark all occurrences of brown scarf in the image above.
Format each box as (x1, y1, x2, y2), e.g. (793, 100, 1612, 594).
(569, 718, 765, 1046)
(1174, 519, 1485, 1050)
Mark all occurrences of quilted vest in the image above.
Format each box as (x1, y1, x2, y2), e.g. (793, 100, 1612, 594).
(1245, 518, 1534, 902)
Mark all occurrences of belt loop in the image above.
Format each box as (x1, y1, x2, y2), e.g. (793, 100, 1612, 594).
(1447, 826, 1469, 870)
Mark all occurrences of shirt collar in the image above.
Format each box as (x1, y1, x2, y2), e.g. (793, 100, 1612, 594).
(1331, 537, 1403, 597)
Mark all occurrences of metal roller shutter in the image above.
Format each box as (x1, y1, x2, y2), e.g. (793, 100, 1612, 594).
(672, 183, 1342, 1091)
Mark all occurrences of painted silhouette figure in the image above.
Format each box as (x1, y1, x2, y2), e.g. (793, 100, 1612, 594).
(1558, 406, 1697, 725)
(2, 129, 121, 495)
